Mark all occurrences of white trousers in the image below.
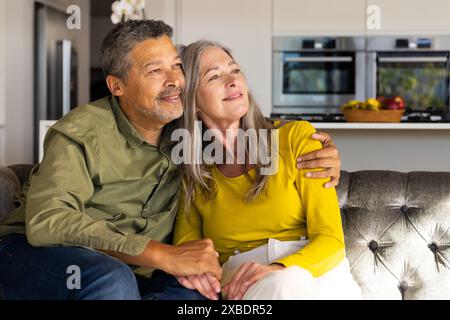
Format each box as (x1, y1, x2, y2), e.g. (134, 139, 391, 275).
(221, 238, 362, 300)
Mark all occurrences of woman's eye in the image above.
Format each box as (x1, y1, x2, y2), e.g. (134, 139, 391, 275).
(232, 69, 241, 74)
(174, 63, 182, 69)
(208, 75, 219, 82)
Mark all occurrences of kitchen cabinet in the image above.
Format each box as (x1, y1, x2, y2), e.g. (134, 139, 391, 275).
(165, 0, 273, 116)
(273, 0, 366, 35)
(0, 1, 5, 127)
(366, 0, 450, 35)
(314, 126, 450, 171)
(274, 0, 450, 36)
(145, 0, 177, 39)
(0, 0, 4, 168)
(0, 127, 4, 165)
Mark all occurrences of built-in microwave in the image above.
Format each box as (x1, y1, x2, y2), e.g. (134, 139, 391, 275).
(273, 36, 366, 115)
(366, 36, 450, 121)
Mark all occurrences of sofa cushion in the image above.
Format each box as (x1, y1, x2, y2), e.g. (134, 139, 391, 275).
(337, 171, 450, 300)
(8, 164, 34, 187)
(1, 165, 449, 299)
(0, 166, 21, 221)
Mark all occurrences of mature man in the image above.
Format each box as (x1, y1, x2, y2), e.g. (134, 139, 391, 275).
(0, 20, 341, 300)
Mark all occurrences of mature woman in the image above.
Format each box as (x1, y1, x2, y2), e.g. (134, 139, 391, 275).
(173, 40, 361, 300)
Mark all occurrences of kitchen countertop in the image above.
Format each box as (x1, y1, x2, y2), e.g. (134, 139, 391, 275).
(20, 122, 450, 131)
(311, 122, 450, 129)
(32, 121, 450, 130)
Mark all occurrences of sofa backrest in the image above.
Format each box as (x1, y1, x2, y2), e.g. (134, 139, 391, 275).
(0, 165, 34, 221)
(0, 165, 449, 299)
(337, 171, 450, 300)
(0, 167, 20, 221)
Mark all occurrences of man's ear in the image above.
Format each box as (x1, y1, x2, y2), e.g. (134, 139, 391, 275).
(106, 75, 125, 96)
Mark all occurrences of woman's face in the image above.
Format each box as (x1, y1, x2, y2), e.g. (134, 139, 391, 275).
(195, 47, 249, 125)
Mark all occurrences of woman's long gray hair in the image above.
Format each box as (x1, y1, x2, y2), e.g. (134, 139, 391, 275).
(178, 40, 275, 214)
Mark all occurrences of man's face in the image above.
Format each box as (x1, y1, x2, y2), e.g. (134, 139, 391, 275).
(119, 35, 185, 126)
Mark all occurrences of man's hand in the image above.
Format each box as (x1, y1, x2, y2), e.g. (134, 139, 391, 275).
(104, 238, 223, 281)
(176, 273, 221, 300)
(222, 262, 284, 300)
(153, 239, 223, 280)
(297, 131, 341, 188)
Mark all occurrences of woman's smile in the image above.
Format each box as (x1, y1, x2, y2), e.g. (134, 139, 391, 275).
(222, 92, 243, 102)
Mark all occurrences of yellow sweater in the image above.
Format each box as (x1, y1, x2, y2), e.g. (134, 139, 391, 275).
(173, 121, 345, 277)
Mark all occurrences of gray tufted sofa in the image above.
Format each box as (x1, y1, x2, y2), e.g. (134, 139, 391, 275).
(1, 165, 449, 299)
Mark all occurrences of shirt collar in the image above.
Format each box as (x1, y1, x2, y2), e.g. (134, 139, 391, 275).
(110, 95, 177, 151)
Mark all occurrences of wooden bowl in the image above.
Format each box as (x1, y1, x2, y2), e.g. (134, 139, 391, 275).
(343, 109, 405, 123)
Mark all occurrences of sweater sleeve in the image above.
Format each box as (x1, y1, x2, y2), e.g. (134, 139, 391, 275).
(173, 189, 204, 245)
(275, 121, 346, 277)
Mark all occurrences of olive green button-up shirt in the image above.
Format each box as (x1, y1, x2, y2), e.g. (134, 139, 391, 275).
(0, 96, 180, 257)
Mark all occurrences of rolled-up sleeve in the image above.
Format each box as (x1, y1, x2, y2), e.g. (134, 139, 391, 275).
(25, 127, 150, 256)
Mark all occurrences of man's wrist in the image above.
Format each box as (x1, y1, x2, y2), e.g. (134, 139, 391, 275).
(145, 240, 169, 270)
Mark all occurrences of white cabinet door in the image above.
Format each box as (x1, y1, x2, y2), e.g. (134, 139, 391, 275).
(273, 0, 366, 35)
(0, 0, 5, 126)
(367, 0, 450, 35)
(176, 0, 272, 116)
(0, 127, 4, 165)
(145, 0, 177, 40)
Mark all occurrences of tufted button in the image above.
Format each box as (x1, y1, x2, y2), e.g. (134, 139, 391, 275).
(400, 205, 408, 214)
(399, 281, 408, 292)
(428, 243, 438, 253)
(368, 240, 378, 251)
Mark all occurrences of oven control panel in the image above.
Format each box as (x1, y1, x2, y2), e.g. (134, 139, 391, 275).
(395, 38, 433, 49)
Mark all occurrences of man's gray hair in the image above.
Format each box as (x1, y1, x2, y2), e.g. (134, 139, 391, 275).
(100, 19, 173, 81)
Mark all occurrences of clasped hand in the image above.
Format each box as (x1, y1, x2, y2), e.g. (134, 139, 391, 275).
(176, 262, 284, 300)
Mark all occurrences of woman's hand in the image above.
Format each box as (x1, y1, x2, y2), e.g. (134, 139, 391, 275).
(176, 273, 222, 300)
(222, 262, 285, 300)
(297, 131, 341, 188)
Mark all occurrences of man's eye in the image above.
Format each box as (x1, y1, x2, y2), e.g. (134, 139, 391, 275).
(148, 69, 160, 75)
(208, 75, 219, 82)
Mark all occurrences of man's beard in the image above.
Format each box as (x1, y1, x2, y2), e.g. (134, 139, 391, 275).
(136, 87, 184, 123)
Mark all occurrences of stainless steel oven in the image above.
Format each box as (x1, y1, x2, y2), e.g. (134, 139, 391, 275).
(273, 36, 366, 114)
(366, 36, 450, 121)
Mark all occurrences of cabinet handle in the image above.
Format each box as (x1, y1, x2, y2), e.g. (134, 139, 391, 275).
(378, 57, 448, 63)
(285, 56, 353, 62)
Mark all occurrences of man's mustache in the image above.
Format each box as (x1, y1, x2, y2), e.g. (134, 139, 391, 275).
(157, 87, 183, 100)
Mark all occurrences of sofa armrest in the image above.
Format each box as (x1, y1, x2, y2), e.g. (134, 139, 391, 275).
(0, 166, 22, 221)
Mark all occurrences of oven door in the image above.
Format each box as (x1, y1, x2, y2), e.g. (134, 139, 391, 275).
(273, 51, 365, 113)
(367, 52, 450, 114)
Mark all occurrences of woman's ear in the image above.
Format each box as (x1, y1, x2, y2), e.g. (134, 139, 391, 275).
(105, 75, 125, 96)
(196, 109, 204, 119)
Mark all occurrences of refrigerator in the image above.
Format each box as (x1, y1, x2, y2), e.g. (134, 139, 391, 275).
(34, 3, 78, 162)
